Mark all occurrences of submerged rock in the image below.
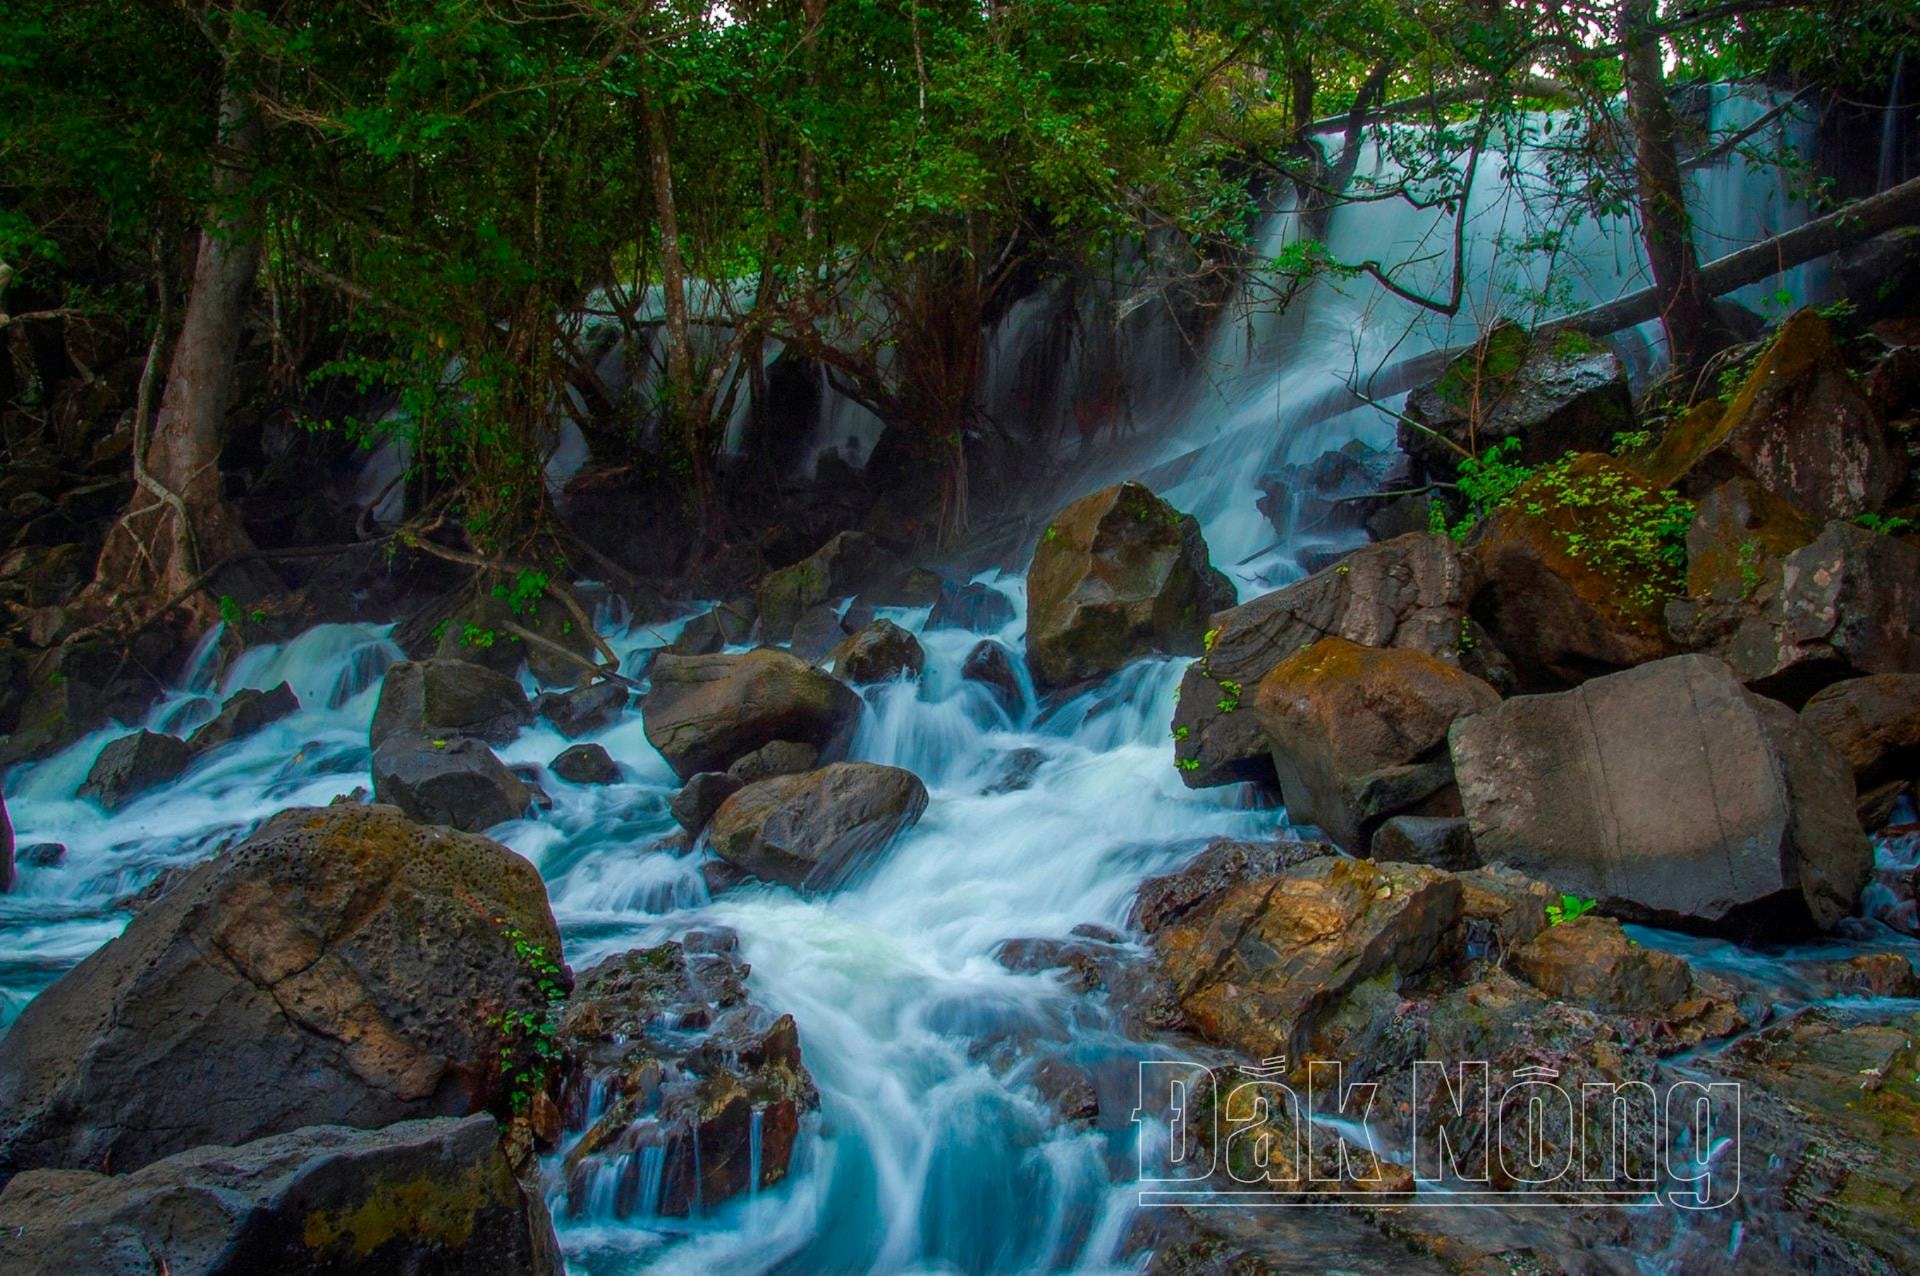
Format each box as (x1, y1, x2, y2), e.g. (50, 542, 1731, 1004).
(1251, 637, 1498, 853)
(1025, 481, 1234, 691)
(0, 804, 566, 1185)
(371, 735, 532, 832)
(1171, 533, 1496, 789)
(0, 1116, 562, 1276)
(961, 639, 1023, 717)
(370, 659, 532, 750)
(1450, 654, 1870, 931)
(705, 762, 929, 889)
(78, 729, 191, 811)
(184, 682, 299, 755)
(640, 649, 861, 781)
(556, 941, 818, 1220)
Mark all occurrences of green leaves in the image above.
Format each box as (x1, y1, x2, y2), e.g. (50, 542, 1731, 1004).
(1545, 894, 1598, 926)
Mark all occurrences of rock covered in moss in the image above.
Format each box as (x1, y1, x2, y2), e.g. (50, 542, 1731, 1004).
(0, 1115, 562, 1276)
(1401, 323, 1632, 480)
(0, 804, 568, 1186)
(1025, 482, 1235, 691)
(1251, 637, 1499, 853)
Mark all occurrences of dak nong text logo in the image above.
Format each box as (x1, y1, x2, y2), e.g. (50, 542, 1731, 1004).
(1133, 1057, 1740, 1209)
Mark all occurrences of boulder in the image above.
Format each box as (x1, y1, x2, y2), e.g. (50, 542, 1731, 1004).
(669, 772, 742, 836)
(0, 804, 566, 1185)
(928, 580, 1015, 632)
(1647, 309, 1907, 520)
(79, 730, 192, 811)
(1025, 482, 1235, 691)
(1709, 522, 1920, 704)
(184, 682, 299, 755)
(827, 618, 925, 683)
(371, 736, 533, 832)
(1835, 225, 1920, 325)
(1400, 323, 1632, 480)
(726, 739, 820, 784)
(1369, 815, 1478, 870)
(1172, 532, 1497, 788)
(1130, 838, 1335, 935)
(705, 763, 929, 889)
(370, 660, 532, 751)
(789, 602, 851, 663)
(1468, 453, 1679, 689)
(961, 639, 1023, 717)
(756, 530, 902, 641)
(1250, 637, 1499, 852)
(0, 1115, 562, 1276)
(1255, 441, 1406, 540)
(668, 601, 755, 656)
(1149, 852, 1464, 1061)
(1801, 674, 1920, 794)
(1508, 915, 1692, 1015)
(1681, 477, 1817, 602)
(532, 680, 628, 738)
(1450, 654, 1871, 930)
(549, 743, 619, 786)
(640, 649, 862, 781)
(556, 941, 817, 1219)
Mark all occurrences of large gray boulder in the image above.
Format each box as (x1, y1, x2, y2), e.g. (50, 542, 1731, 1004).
(0, 1116, 562, 1276)
(79, 730, 191, 810)
(705, 763, 929, 889)
(1450, 654, 1871, 930)
(371, 735, 532, 832)
(640, 648, 862, 781)
(1025, 482, 1234, 691)
(370, 659, 532, 750)
(0, 804, 566, 1185)
(1173, 532, 1500, 788)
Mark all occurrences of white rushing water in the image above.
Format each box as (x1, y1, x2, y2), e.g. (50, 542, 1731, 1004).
(0, 85, 1893, 1274)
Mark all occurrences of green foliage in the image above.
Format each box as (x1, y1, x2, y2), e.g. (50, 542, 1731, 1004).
(1855, 512, 1915, 537)
(492, 569, 547, 618)
(490, 923, 566, 1115)
(1436, 437, 1536, 542)
(1545, 894, 1598, 926)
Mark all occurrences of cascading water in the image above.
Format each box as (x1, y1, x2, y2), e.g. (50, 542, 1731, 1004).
(1, 85, 1907, 1275)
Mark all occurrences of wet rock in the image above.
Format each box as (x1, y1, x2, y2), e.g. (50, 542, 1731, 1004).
(0, 804, 566, 1185)
(1149, 853, 1463, 1061)
(726, 739, 820, 784)
(1453, 864, 1557, 955)
(668, 772, 742, 836)
(1255, 440, 1405, 541)
(17, 843, 63, 870)
(981, 746, 1046, 795)
(1450, 654, 1871, 931)
(532, 680, 628, 738)
(1025, 481, 1235, 691)
(370, 659, 532, 750)
(789, 602, 850, 663)
(705, 763, 929, 889)
(640, 649, 861, 781)
(1400, 323, 1632, 480)
(1251, 637, 1499, 852)
(928, 580, 1016, 631)
(1509, 915, 1692, 1014)
(668, 600, 755, 656)
(183, 682, 299, 755)
(1468, 453, 1678, 690)
(550, 743, 619, 786)
(961, 639, 1023, 717)
(1369, 815, 1478, 869)
(856, 565, 947, 610)
(371, 736, 533, 832)
(1029, 1056, 1098, 1122)
(1131, 838, 1335, 935)
(0, 1115, 563, 1276)
(756, 530, 902, 641)
(1802, 673, 1920, 794)
(827, 618, 925, 683)
(1172, 533, 1494, 789)
(1838, 225, 1920, 325)
(556, 942, 817, 1219)
(1648, 309, 1907, 520)
(78, 730, 192, 811)
(1796, 952, 1920, 999)
(0, 790, 9, 893)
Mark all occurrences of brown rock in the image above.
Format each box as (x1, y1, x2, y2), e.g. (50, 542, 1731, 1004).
(1509, 916, 1692, 1014)
(1801, 673, 1920, 791)
(705, 763, 929, 889)
(827, 618, 925, 683)
(1682, 477, 1818, 602)
(640, 648, 861, 781)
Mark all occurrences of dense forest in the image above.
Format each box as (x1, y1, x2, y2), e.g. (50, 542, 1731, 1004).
(2, 1, 1920, 1273)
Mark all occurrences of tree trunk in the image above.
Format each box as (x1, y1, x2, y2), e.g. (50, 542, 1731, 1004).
(1620, 0, 1713, 372)
(93, 73, 274, 623)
